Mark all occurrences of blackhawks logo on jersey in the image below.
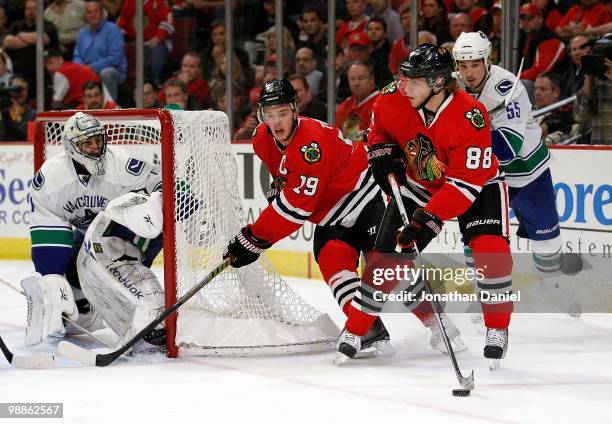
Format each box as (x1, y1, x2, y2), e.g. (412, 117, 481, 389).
(300, 142, 322, 164)
(464, 107, 486, 130)
(381, 81, 397, 95)
(403, 133, 447, 182)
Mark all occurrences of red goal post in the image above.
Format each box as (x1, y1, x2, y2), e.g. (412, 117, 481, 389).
(35, 109, 337, 358)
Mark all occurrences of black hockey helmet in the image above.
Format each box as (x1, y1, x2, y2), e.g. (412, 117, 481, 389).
(399, 44, 455, 88)
(258, 79, 298, 110)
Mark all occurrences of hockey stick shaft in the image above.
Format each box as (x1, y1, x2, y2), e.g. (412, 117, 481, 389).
(387, 175, 474, 390)
(0, 335, 14, 363)
(68, 260, 230, 367)
(0, 277, 112, 348)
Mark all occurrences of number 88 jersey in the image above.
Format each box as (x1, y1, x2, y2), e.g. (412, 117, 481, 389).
(368, 84, 503, 221)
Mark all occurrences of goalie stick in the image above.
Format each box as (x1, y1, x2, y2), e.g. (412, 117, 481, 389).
(0, 336, 55, 369)
(388, 174, 475, 392)
(58, 260, 230, 367)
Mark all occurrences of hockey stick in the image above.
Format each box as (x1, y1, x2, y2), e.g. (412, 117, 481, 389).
(0, 335, 55, 369)
(487, 58, 525, 116)
(58, 260, 230, 366)
(388, 175, 475, 392)
(0, 277, 113, 348)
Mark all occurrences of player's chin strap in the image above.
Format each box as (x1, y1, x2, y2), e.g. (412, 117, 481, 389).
(416, 76, 446, 111)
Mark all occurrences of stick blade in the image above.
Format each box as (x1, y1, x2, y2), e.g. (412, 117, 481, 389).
(58, 341, 98, 366)
(11, 353, 55, 369)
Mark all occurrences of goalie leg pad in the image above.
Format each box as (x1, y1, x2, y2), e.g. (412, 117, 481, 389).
(21, 273, 79, 347)
(77, 249, 165, 344)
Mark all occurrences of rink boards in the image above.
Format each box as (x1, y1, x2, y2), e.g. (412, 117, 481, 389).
(0, 142, 610, 279)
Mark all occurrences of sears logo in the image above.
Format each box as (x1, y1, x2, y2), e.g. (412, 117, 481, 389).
(495, 79, 513, 96)
(126, 158, 145, 176)
(32, 170, 45, 191)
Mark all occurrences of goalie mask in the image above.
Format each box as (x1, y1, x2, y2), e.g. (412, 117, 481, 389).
(63, 112, 107, 176)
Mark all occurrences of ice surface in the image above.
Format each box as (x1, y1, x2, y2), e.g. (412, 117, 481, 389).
(1, 260, 611, 424)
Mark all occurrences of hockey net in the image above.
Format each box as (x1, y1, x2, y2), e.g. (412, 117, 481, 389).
(34, 109, 338, 357)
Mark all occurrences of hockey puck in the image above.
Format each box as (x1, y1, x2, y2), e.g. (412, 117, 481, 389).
(452, 389, 471, 397)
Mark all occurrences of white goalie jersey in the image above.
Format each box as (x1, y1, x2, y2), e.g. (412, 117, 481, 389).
(460, 64, 549, 188)
(29, 146, 162, 276)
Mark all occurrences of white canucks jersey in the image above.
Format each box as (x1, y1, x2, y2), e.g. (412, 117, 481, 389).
(460, 64, 550, 187)
(29, 147, 162, 276)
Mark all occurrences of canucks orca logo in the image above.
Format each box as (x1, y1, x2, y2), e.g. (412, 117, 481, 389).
(495, 79, 514, 96)
(126, 158, 145, 176)
(464, 107, 487, 130)
(32, 170, 45, 190)
(300, 142, 322, 164)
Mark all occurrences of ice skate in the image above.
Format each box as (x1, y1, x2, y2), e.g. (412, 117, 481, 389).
(355, 317, 393, 358)
(334, 329, 361, 364)
(126, 328, 167, 357)
(427, 314, 467, 354)
(484, 328, 508, 371)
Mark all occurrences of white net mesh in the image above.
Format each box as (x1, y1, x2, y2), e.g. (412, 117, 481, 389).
(37, 109, 338, 356)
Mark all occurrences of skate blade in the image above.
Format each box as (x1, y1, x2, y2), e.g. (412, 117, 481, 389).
(433, 337, 468, 355)
(489, 358, 500, 371)
(354, 340, 395, 359)
(334, 352, 351, 365)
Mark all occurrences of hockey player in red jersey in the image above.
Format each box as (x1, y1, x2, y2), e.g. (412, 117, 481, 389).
(223, 79, 390, 353)
(223, 79, 464, 356)
(336, 45, 513, 369)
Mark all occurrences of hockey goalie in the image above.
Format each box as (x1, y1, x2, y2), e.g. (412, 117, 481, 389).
(22, 112, 168, 352)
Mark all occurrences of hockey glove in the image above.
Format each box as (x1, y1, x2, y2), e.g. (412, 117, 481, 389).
(223, 226, 272, 268)
(396, 209, 443, 252)
(265, 176, 287, 204)
(367, 143, 408, 196)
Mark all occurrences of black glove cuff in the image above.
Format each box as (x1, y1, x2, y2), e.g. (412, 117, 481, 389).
(240, 226, 272, 253)
(412, 209, 443, 235)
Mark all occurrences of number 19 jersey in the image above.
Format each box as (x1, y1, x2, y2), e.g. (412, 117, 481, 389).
(251, 117, 380, 243)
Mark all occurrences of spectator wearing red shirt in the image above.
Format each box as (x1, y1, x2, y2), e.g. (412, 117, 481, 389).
(556, 0, 612, 41)
(389, 5, 411, 75)
(532, 0, 563, 33)
(77, 80, 118, 110)
(43, 49, 109, 109)
(117, 0, 174, 86)
(335, 60, 379, 143)
(519, 3, 568, 82)
(158, 52, 211, 108)
(336, 0, 369, 48)
(452, 0, 491, 35)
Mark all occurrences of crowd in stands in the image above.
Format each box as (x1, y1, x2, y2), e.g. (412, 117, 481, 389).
(0, 0, 610, 144)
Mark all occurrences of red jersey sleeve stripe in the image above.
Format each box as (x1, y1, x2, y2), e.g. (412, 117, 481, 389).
(446, 177, 483, 202)
(271, 192, 312, 224)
